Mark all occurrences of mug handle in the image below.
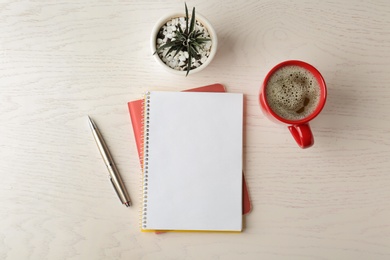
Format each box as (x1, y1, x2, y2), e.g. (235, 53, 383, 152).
(288, 123, 314, 148)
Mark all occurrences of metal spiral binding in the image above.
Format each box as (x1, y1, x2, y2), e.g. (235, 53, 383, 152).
(140, 92, 151, 229)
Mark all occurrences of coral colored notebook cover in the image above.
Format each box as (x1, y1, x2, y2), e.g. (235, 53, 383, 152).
(127, 84, 251, 216)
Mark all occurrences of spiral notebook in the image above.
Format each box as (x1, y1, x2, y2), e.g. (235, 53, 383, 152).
(128, 84, 252, 217)
(141, 91, 243, 232)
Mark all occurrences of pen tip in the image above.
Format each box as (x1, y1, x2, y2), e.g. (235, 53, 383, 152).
(125, 202, 131, 207)
(87, 116, 96, 129)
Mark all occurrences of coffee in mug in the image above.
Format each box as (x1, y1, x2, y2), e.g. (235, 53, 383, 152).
(265, 65, 321, 121)
(259, 60, 327, 148)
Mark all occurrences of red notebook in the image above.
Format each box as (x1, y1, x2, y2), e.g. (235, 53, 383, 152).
(128, 83, 251, 215)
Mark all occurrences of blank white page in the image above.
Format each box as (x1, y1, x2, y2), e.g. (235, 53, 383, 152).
(142, 91, 243, 232)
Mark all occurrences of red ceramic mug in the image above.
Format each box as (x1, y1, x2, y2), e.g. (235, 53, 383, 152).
(259, 60, 327, 148)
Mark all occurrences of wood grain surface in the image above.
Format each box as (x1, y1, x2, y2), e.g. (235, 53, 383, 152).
(1, 0, 390, 259)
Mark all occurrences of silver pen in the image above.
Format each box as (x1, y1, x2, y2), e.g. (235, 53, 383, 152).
(88, 116, 132, 207)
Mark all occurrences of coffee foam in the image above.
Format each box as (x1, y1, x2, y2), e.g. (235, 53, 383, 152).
(265, 65, 321, 121)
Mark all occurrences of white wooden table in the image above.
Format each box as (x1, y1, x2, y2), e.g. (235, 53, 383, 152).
(1, 1, 390, 259)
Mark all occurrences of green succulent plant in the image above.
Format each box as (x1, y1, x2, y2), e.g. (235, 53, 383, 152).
(153, 3, 211, 76)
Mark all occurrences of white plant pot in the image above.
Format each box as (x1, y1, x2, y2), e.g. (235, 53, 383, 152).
(150, 12, 218, 76)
